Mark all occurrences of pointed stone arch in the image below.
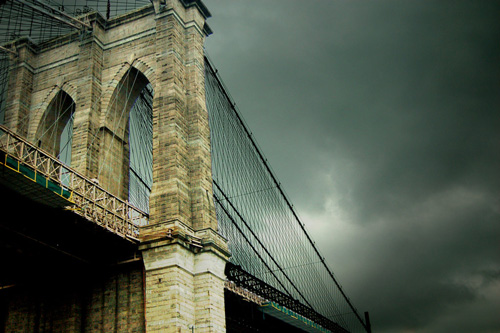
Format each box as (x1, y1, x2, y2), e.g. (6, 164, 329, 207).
(33, 88, 75, 161)
(28, 83, 77, 142)
(97, 65, 152, 201)
(100, 60, 155, 127)
(132, 59, 156, 90)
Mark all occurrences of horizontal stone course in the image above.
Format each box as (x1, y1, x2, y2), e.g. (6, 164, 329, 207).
(3, 0, 229, 332)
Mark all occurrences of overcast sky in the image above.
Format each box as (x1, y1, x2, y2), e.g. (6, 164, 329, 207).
(202, 1, 500, 332)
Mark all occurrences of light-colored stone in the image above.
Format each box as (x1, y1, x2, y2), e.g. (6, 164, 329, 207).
(3, 1, 228, 332)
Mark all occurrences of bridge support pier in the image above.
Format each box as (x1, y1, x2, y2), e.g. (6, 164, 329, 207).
(141, 1, 230, 332)
(140, 223, 229, 332)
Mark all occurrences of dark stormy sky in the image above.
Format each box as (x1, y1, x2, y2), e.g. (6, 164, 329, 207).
(202, 1, 500, 332)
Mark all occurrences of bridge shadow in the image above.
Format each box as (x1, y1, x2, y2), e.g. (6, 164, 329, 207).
(0, 181, 140, 279)
(225, 290, 305, 333)
(0, 181, 144, 331)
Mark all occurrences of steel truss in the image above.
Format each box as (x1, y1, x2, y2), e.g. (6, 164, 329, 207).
(226, 263, 349, 333)
(0, 125, 147, 240)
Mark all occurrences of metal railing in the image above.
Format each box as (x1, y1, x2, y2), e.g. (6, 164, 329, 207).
(0, 124, 148, 240)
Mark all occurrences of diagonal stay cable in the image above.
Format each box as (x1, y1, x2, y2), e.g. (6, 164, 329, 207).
(213, 179, 316, 311)
(213, 191, 294, 299)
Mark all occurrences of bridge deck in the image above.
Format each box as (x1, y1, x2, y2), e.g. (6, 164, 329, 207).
(0, 181, 141, 286)
(0, 125, 147, 241)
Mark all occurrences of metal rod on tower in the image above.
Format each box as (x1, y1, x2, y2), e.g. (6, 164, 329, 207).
(0, 45, 17, 55)
(13, 0, 91, 30)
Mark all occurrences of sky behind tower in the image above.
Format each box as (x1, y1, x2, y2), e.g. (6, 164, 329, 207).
(202, 1, 500, 332)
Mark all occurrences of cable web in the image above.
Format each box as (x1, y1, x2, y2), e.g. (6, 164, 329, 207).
(0, 0, 152, 126)
(0, 0, 78, 121)
(128, 83, 153, 214)
(205, 54, 368, 333)
(40, 0, 151, 19)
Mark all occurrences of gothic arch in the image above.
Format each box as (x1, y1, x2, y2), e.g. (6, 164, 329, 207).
(32, 88, 75, 162)
(132, 59, 156, 89)
(97, 65, 153, 203)
(28, 84, 76, 142)
(100, 60, 155, 127)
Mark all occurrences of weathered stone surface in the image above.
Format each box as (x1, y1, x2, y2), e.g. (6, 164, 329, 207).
(3, 264, 145, 333)
(2, 0, 228, 331)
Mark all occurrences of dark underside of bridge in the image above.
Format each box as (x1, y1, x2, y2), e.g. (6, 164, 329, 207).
(225, 291, 304, 333)
(0, 180, 141, 284)
(0, 169, 144, 331)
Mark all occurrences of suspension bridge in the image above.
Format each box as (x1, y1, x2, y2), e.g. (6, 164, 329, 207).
(0, 1, 371, 332)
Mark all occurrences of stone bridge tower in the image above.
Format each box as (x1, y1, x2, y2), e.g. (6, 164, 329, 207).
(2, 0, 229, 331)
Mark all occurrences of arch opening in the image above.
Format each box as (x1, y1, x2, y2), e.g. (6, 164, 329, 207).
(128, 82, 153, 214)
(98, 67, 153, 214)
(35, 90, 75, 166)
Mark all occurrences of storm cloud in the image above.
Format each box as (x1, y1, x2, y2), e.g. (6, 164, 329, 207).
(203, 0, 500, 332)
